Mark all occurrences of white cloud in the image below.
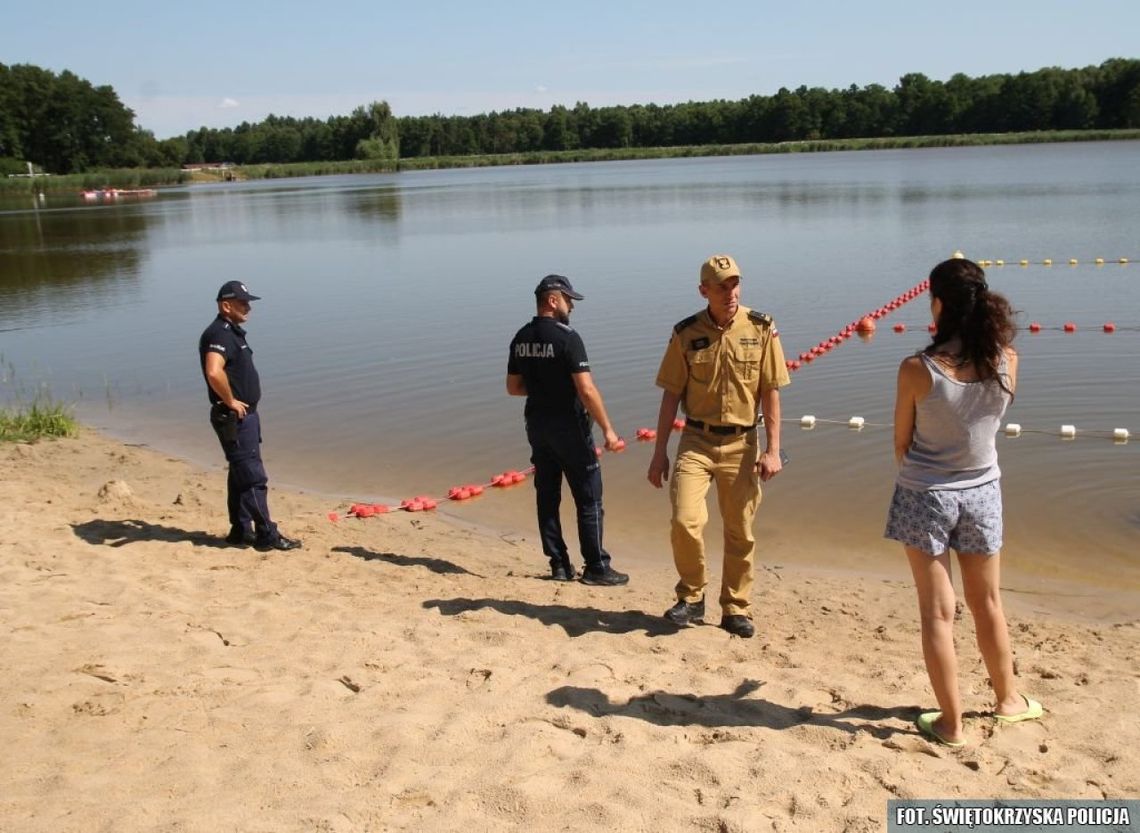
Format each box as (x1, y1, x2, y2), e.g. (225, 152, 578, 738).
(218, 97, 240, 109)
(534, 84, 548, 93)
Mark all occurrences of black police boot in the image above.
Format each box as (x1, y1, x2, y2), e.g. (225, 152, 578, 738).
(580, 565, 630, 586)
(720, 614, 755, 638)
(224, 527, 256, 548)
(664, 597, 705, 626)
(255, 533, 302, 552)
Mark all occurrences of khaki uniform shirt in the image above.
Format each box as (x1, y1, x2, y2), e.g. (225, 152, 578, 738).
(655, 305, 791, 427)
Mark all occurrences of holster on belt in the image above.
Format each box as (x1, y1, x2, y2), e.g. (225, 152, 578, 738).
(210, 403, 239, 444)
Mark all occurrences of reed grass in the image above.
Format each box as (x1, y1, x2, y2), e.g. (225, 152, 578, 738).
(0, 167, 190, 194)
(397, 129, 1140, 170)
(0, 399, 79, 442)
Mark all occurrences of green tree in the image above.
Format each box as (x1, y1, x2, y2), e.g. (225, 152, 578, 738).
(542, 105, 575, 150)
(352, 100, 399, 160)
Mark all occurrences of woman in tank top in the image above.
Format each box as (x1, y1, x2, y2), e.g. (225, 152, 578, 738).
(885, 257, 1044, 747)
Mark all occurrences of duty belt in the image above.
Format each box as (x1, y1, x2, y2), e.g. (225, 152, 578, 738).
(685, 417, 756, 436)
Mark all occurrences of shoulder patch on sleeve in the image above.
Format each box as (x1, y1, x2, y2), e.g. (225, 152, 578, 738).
(747, 310, 773, 327)
(673, 314, 699, 334)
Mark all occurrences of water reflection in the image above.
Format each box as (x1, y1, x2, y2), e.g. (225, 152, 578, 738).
(341, 188, 403, 222)
(0, 205, 150, 328)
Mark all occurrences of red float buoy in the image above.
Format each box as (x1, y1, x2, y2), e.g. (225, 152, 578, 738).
(1063, 322, 1077, 333)
(1104, 322, 1116, 333)
(856, 316, 877, 333)
(893, 323, 906, 333)
(1028, 322, 1041, 333)
(672, 418, 685, 431)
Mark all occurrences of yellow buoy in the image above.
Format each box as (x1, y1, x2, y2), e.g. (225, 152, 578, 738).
(1120, 257, 1130, 264)
(1043, 258, 1053, 266)
(1019, 259, 1029, 266)
(995, 259, 1005, 266)
(1095, 257, 1105, 265)
(1069, 258, 1078, 265)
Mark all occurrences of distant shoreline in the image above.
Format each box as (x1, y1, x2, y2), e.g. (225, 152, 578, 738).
(5, 129, 1140, 193)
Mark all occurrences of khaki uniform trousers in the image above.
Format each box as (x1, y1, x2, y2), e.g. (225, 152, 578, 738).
(669, 428, 761, 616)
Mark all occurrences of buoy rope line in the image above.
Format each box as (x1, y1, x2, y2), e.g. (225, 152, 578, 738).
(331, 268, 1131, 523)
(972, 257, 1133, 267)
(790, 415, 1133, 442)
(880, 321, 1134, 334)
(783, 277, 931, 374)
(335, 466, 538, 520)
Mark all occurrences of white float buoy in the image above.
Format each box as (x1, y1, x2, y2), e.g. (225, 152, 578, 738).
(1004, 423, 1022, 437)
(1060, 424, 1076, 439)
(848, 416, 865, 429)
(800, 415, 816, 428)
(1113, 428, 1130, 441)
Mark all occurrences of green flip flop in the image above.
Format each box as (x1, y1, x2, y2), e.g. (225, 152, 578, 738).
(916, 711, 966, 747)
(995, 695, 1044, 724)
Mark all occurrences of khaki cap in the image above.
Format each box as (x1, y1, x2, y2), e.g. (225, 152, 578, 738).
(700, 254, 741, 285)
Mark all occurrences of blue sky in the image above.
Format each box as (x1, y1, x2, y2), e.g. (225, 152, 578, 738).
(3, 0, 1137, 139)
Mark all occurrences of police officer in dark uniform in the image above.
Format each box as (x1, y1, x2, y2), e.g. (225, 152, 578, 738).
(199, 280, 301, 552)
(507, 275, 629, 586)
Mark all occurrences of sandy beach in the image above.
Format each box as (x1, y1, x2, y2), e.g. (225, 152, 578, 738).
(1, 428, 1137, 832)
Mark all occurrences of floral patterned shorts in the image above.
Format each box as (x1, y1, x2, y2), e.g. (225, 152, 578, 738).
(884, 480, 1003, 556)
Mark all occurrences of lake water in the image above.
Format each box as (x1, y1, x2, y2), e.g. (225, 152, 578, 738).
(2, 143, 1138, 617)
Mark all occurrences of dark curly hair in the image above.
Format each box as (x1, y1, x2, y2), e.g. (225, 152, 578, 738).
(926, 258, 1017, 396)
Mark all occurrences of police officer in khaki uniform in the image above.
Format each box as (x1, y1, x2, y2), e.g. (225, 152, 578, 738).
(647, 255, 790, 637)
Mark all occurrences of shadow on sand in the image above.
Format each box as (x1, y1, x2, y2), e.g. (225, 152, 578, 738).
(71, 519, 231, 549)
(547, 679, 920, 739)
(334, 545, 483, 577)
(423, 597, 681, 637)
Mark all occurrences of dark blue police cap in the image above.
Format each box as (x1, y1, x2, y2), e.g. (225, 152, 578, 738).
(534, 274, 583, 300)
(217, 280, 261, 302)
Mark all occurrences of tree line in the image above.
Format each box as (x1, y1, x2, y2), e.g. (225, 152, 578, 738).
(3, 59, 1138, 175)
(0, 63, 162, 174)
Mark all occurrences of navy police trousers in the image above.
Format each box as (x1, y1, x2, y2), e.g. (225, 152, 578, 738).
(211, 408, 278, 541)
(525, 413, 611, 572)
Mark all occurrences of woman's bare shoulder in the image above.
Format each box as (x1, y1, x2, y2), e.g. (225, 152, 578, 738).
(897, 354, 930, 389)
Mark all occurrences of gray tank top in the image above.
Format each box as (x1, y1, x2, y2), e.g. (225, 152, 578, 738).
(897, 353, 1011, 491)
